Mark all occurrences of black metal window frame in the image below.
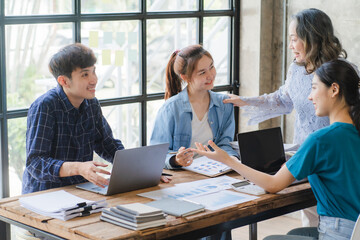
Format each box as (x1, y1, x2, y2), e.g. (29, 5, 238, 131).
(0, 0, 239, 195)
(0, 0, 239, 238)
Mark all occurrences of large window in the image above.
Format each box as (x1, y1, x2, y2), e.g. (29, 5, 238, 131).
(0, 1, 239, 237)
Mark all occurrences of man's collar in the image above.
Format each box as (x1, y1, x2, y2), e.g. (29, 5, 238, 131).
(55, 85, 89, 112)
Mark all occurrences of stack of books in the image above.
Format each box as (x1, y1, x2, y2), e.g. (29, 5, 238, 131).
(19, 190, 107, 221)
(146, 198, 205, 217)
(100, 203, 166, 230)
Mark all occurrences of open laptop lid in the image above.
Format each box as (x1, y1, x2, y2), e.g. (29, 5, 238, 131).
(237, 127, 286, 175)
(76, 143, 169, 195)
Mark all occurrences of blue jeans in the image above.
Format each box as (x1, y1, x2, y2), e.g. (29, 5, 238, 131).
(318, 216, 355, 240)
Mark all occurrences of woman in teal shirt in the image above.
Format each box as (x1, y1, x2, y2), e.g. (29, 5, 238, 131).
(193, 60, 360, 239)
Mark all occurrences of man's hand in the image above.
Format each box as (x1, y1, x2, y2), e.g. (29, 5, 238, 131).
(78, 161, 111, 188)
(60, 161, 110, 188)
(160, 175, 172, 183)
(223, 94, 248, 107)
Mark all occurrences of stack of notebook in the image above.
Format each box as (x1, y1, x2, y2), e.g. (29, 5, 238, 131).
(146, 198, 205, 217)
(100, 203, 166, 230)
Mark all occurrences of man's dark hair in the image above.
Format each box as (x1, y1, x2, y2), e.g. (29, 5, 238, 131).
(49, 43, 97, 79)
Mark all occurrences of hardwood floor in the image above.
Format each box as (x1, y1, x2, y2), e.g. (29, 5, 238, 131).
(232, 213, 303, 240)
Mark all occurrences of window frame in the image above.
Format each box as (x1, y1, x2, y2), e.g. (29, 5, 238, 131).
(0, 0, 239, 199)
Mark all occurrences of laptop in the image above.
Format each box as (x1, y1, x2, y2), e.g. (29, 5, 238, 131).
(237, 127, 307, 185)
(76, 143, 169, 196)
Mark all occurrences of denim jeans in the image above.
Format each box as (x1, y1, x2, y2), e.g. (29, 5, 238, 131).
(318, 215, 355, 240)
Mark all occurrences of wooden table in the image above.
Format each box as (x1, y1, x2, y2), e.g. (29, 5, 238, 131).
(0, 170, 316, 240)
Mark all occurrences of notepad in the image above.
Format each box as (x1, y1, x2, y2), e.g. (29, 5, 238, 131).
(146, 198, 205, 217)
(116, 203, 163, 216)
(182, 156, 232, 177)
(100, 203, 166, 230)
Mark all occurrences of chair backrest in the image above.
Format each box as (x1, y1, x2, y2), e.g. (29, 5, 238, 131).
(351, 214, 360, 240)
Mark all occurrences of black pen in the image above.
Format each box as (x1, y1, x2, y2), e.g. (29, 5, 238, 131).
(161, 173, 173, 176)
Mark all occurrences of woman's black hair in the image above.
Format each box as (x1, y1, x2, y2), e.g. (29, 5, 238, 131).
(49, 43, 97, 80)
(315, 60, 360, 133)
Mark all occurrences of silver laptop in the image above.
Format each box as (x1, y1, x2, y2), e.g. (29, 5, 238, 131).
(76, 143, 169, 196)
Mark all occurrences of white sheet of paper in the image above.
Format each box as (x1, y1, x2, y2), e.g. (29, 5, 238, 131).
(176, 175, 239, 189)
(138, 176, 240, 200)
(138, 184, 220, 200)
(184, 190, 259, 211)
(19, 190, 95, 213)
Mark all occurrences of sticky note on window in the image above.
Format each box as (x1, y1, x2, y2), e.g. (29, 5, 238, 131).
(115, 50, 124, 66)
(102, 49, 111, 65)
(89, 31, 99, 48)
(128, 49, 137, 62)
(116, 32, 125, 46)
(128, 32, 137, 45)
(103, 32, 112, 44)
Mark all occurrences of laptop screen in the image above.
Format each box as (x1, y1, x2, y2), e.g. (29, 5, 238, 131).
(237, 127, 286, 174)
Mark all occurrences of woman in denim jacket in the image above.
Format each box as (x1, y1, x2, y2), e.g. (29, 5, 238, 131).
(150, 45, 239, 170)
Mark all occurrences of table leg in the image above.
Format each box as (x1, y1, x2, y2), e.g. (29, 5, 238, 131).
(249, 223, 257, 240)
(0, 221, 10, 240)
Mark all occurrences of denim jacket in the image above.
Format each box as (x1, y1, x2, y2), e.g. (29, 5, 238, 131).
(150, 88, 238, 169)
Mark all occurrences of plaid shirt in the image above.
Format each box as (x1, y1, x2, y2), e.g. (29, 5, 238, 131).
(22, 85, 124, 194)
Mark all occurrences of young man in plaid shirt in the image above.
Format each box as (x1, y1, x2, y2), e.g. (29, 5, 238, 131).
(22, 43, 125, 194)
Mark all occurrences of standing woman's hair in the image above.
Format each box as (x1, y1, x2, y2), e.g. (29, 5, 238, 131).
(293, 8, 347, 73)
(165, 44, 213, 100)
(315, 60, 360, 133)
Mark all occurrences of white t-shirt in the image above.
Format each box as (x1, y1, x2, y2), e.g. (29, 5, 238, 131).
(190, 104, 213, 154)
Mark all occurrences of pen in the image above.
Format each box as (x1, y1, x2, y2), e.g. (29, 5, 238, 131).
(169, 150, 192, 155)
(161, 173, 173, 176)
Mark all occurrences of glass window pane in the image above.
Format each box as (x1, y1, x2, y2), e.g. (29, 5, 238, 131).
(203, 17, 230, 86)
(147, 0, 198, 11)
(102, 103, 141, 148)
(204, 0, 230, 10)
(6, 23, 73, 110)
(5, 0, 72, 16)
(147, 18, 197, 94)
(8, 117, 27, 197)
(81, 0, 139, 13)
(147, 99, 165, 143)
(92, 103, 140, 167)
(81, 21, 141, 99)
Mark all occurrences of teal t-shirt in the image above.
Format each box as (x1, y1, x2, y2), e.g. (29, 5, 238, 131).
(286, 122, 360, 222)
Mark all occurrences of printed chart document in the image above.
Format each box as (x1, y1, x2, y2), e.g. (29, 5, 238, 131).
(182, 156, 232, 177)
(184, 190, 259, 211)
(138, 176, 239, 200)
